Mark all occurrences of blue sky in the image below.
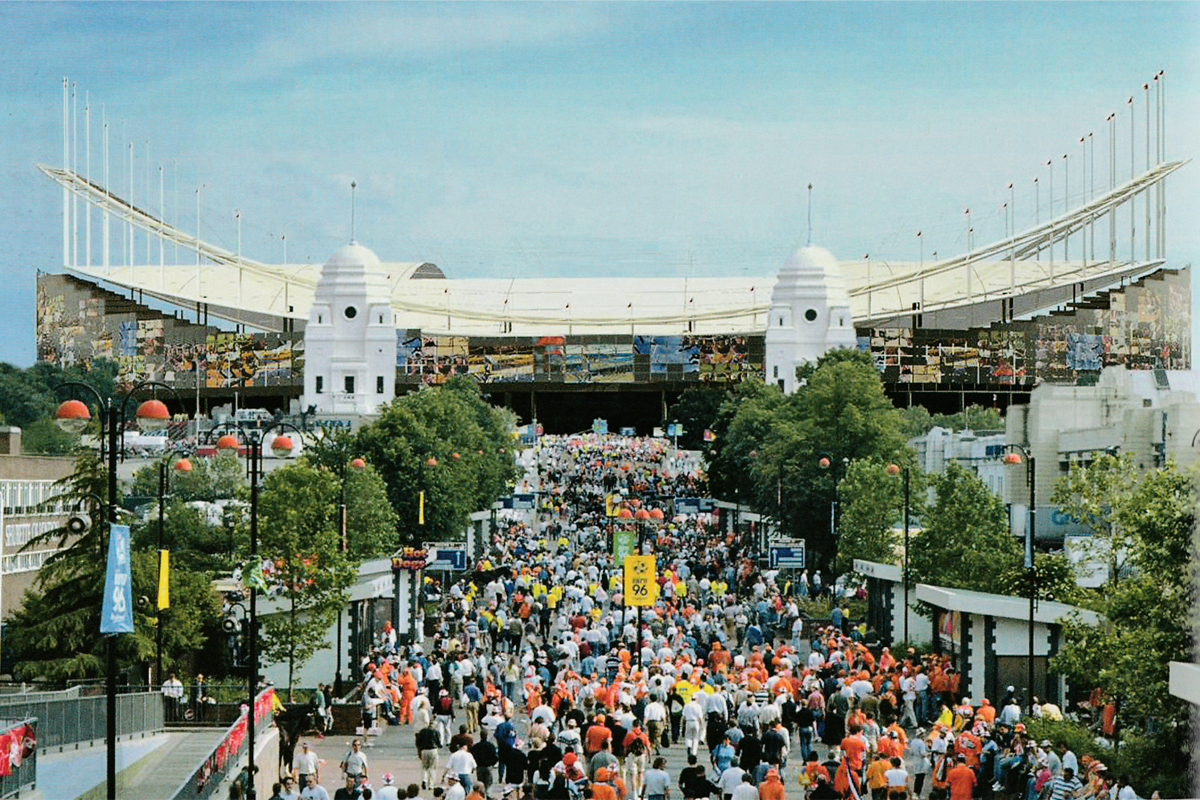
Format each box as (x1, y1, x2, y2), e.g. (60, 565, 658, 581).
(3, 2, 1198, 366)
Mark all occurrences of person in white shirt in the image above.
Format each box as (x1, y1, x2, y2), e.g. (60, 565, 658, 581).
(682, 697, 706, 757)
(445, 774, 466, 800)
(293, 741, 321, 787)
(718, 766, 746, 800)
(444, 742, 478, 792)
(375, 772, 401, 800)
(884, 757, 909, 797)
(300, 773, 331, 800)
(730, 773, 759, 800)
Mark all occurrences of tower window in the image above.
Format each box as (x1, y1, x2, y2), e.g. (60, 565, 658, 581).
(344, 306, 358, 319)
(377, 376, 385, 394)
(344, 376, 355, 394)
(318, 314, 323, 324)
(773, 366, 779, 378)
(804, 309, 818, 322)
(315, 376, 324, 394)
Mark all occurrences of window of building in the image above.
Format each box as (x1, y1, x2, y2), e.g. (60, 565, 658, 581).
(377, 376, 385, 394)
(804, 308, 818, 322)
(344, 306, 358, 319)
(315, 376, 324, 394)
(345, 376, 355, 394)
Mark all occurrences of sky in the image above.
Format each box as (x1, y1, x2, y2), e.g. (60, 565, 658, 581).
(2, 1, 1198, 367)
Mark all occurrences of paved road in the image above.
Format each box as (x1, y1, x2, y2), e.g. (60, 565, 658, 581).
(288, 714, 840, 800)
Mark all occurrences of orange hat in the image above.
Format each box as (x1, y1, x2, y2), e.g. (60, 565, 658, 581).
(564, 752, 577, 765)
(595, 767, 612, 782)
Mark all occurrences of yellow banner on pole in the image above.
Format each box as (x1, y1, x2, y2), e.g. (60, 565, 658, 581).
(157, 549, 170, 610)
(623, 554, 656, 607)
(419, 490, 425, 525)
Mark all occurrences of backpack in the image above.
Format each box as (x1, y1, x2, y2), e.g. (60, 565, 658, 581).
(627, 736, 646, 756)
(438, 695, 454, 714)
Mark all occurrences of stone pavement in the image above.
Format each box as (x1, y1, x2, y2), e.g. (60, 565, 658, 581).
(288, 716, 839, 799)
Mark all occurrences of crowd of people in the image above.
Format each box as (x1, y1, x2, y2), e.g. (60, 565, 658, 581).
(285, 434, 1147, 800)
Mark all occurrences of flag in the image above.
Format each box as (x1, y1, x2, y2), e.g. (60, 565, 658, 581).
(157, 549, 170, 610)
(101, 524, 133, 634)
(419, 490, 425, 525)
(244, 558, 267, 592)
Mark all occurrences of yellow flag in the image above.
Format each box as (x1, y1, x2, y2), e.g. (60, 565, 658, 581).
(419, 490, 425, 525)
(157, 549, 170, 610)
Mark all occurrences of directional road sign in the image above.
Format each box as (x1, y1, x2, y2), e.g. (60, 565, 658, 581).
(424, 543, 468, 571)
(769, 544, 806, 569)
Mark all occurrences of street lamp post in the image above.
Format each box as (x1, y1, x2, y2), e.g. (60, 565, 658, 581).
(886, 463, 911, 644)
(157, 456, 194, 683)
(55, 380, 180, 800)
(215, 423, 301, 800)
(334, 456, 366, 697)
(1002, 444, 1037, 716)
(817, 454, 849, 581)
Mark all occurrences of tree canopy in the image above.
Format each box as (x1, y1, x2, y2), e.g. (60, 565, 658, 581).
(1049, 458, 1195, 743)
(356, 377, 521, 545)
(909, 461, 1021, 591)
(705, 350, 908, 574)
(5, 455, 219, 682)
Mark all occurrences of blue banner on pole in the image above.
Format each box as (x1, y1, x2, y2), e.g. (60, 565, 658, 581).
(101, 523, 133, 634)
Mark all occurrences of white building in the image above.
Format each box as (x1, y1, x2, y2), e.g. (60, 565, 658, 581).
(764, 244, 856, 393)
(301, 242, 397, 418)
(908, 426, 1007, 497)
(1004, 366, 1200, 541)
(855, 559, 1102, 708)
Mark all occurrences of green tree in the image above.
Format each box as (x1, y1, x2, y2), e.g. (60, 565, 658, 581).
(897, 405, 934, 439)
(668, 387, 728, 451)
(836, 459, 925, 575)
(1049, 452, 1142, 587)
(357, 377, 521, 545)
(254, 463, 356, 695)
(910, 461, 1020, 591)
(19, 417, 77, 455)
(769, 352, 907, 574)
(1050, 461, 1194, 741)
(132, 498, 237, 576)
(932, 405, 1004, 432)
(703, 380, 781, 505)
(5, 454, 219, 682)
(299, 428, 399, 560)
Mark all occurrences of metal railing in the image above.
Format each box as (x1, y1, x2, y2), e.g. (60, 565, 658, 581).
(0, 687, 162, 751)
(0, 716, 38, 799)
(171, 688, 276, 800)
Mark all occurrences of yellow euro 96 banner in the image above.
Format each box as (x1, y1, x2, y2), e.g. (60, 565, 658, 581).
(623, 555, 657, 607)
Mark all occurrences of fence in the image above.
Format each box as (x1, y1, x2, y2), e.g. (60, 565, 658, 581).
(0, 687, 163, 752)
(0, 716, 38, 799)
(171, 688, 276, 800)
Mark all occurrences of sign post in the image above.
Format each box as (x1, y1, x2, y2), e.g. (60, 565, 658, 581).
(623, 554, 656, 668)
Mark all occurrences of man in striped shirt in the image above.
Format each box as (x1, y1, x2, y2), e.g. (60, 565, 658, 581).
(1045, 767, 1084, 800)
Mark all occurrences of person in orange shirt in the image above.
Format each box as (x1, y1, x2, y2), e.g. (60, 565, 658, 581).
(591, 767, 620, 800)
(758, 768, 785, 800)
(945, 755, 976, 800)
(840, 723, 868, 773)
(585, 715, 613, 763)
(954, 729, 982, 768)
(975, 698, 996, 726)
(866, 752, 891, 800)
(398, 668, 417, 724)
